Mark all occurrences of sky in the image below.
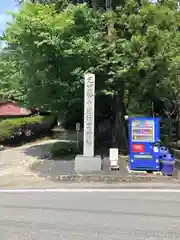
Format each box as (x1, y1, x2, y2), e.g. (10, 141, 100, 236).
(0, 0, 18, 36)
(0, 0, 19, 47)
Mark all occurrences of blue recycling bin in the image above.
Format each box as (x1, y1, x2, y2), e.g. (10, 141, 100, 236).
(159, 146, 169, 156)
(160, 153, 175, 176)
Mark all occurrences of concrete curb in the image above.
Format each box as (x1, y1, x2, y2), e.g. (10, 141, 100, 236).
(126, 166, 163, 176)
(171, 148, 180, 180)
(50, 174, 179, 183)
(175, 159, 180, 180)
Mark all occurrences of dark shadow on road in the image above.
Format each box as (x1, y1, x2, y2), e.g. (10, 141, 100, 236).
(30, 159, 75, 178)
(23, 140, 129, 181)
(23, 140, 72, 159)
(23, 140, 76, 177)
(23, 143, 54, 159)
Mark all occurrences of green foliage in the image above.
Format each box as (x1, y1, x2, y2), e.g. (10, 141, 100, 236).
(160, 134, 169, 146)
(0, 50, 27, 102)
(3, 3, 104, 112)
(50, 141, 82, 158)
(0, 115, 53, 142)
(2, 0, 180, 147)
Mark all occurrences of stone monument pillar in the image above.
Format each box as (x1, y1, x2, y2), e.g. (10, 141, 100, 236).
(83, 73, 95, 157)
(74, 73, 101, 173)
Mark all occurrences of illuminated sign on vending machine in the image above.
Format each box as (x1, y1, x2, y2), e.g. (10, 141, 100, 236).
(132, 119, 154, 142)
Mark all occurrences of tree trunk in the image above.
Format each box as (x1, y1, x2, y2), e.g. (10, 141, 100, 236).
(91, 0, 97, 9)
(177, 104, 180, 140)
(112, 83, 128, 151)
(168, 116, 172, 142)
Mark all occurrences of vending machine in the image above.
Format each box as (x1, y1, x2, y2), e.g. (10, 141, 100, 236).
(128, 117, 160, 171)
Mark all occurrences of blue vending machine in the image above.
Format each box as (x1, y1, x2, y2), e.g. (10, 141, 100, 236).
(128, 117, 160, 171)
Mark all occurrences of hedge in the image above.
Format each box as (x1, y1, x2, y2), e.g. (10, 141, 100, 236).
(0, 115, 55, 144)
(51, 141, 83, 158)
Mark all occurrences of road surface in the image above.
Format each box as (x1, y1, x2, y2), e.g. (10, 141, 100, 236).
(0, 189, 180, 239)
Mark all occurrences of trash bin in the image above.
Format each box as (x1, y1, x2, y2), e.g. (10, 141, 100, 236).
(159, 146, 169, 156)
(160, 153, 175, 176)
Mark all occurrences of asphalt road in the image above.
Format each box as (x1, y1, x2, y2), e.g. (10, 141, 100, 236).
(0, 190, 180, 239)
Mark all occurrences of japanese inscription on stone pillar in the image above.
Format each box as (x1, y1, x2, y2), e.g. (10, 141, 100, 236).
(83, 73, 95, 157)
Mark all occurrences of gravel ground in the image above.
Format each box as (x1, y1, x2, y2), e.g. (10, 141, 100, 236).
(0, 138, 178, 187)
(0, 140, 61, 188)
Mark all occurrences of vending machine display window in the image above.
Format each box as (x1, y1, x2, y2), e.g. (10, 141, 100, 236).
(132, 119, 154, 142)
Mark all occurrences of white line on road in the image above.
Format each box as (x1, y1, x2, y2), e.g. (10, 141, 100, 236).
(0, 188, 180, 193)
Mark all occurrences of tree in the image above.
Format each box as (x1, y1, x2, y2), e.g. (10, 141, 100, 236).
(5, 3, 104, 107)
(0, 49, 26, 103)
(101, 0, 180, 147)
(3, 0, 180, 150)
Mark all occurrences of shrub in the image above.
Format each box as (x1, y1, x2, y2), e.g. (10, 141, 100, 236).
(0, 115, 55, 144)
(160, 134, 169, 146)
(51, 141, 82, 158)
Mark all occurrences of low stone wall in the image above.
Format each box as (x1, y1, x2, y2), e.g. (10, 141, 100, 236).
(171, 148, 180, 179)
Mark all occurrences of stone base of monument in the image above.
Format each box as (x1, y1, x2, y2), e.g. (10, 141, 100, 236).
(74, 155, 102, 173)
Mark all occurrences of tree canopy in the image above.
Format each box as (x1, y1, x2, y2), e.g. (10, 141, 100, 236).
(1, 0, 180, 148)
